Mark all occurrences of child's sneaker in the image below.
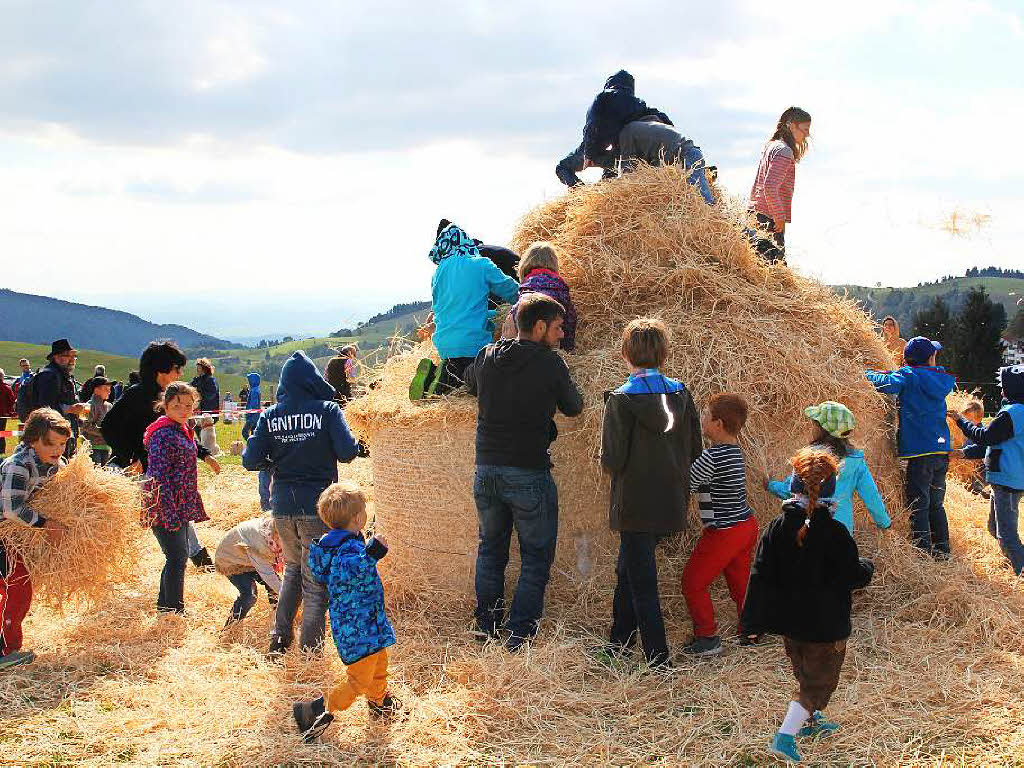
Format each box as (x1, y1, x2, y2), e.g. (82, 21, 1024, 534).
(293, 696, 334, 742)
(797, 711, 840, 738)
(367, 693, 404, 719)
(0, 650, 36, 669)
(770, 732, 802, 763)
(190, 547, 216, 572)
(268, 635, 289, 660)
(682, 636, 722, 657)
(738, 633, 763, 647)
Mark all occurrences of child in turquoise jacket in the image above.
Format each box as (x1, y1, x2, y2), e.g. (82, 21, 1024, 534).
(767, 402, 891, 534)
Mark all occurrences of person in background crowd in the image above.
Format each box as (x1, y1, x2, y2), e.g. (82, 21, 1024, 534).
(0, 371, 15, 459)
(15, 359, 32, 392)
(881, 317, 906, 368)
(190, 358, 221, 449)
(324, 346, 356, 404)
(748, 107, 812, 265)
(32, 339, 88, 458)
(81, 377, 113, 465)
(242, 373, 261, 441)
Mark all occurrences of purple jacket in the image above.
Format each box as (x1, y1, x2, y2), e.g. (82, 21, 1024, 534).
(143, 416, 208, 530)
(515, 269, 577, 351)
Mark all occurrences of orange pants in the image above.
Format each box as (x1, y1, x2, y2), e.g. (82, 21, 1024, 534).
(326, 648, 389, 713)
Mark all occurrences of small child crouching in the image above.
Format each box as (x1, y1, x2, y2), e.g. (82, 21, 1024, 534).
(681, 393, 758, 656)
(742, 448, 874, 763)
(293, 481, 401, 743)
(215, 516, 282, 627)
(0, 408, 70, 668)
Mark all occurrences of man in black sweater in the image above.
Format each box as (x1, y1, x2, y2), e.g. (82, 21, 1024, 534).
(32, 339, 88, 457)
(464, 293, 583, 651)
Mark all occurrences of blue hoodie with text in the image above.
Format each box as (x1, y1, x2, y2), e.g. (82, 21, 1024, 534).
(242, 352, 358, 516)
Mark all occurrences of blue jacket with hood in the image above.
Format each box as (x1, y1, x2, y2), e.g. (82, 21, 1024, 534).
(768, 448, 891, 533)
(430, 224, 519, 360)
(244, 372, 261, 427)
(242, 352, 358, 516)
(866, 365, 956, 458)
(582, 70, 672, 161)
(953, 367, 1024, 490)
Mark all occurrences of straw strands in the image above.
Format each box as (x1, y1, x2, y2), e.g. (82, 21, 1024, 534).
(0, 450, 144, 607)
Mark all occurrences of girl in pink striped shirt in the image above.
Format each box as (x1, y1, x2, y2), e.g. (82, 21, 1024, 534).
(749, 107, 812, 265)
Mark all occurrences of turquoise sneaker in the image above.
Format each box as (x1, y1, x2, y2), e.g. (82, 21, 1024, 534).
(771, 732, 802, 763)
(797, 711, 840, 738)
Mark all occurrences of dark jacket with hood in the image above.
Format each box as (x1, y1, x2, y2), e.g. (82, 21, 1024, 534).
(600, 370, 701, 534)
(34, 360, 80, 434)
(464, 339, 583, 470)
(741, 497, 874, 643)
(242, 351, 359, 516)
(102, 382, 211, 470)
(190, 372, 220, 414)
(582, 70, 672, 161)
(244, 372, 262, 427)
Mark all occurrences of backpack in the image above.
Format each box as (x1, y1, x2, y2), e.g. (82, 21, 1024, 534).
(15, 372, 37, 422)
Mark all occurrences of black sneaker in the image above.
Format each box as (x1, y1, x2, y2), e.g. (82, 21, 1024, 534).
(738, 633, 763, 647)
(367, 693, 404, 719)
(293, 697, 334, 742)
(682, 636, 723, 657)
(190, 547, 216, 572)
(504, 633, 532, 653)
(268, 636, 290, 660)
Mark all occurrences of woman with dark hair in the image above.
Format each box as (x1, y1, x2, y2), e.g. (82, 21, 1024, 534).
(749, 106, 812, 264)
(101, 341, 220, 570)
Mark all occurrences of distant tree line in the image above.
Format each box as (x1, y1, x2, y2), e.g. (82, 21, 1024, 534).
(331, 300, 431, 337)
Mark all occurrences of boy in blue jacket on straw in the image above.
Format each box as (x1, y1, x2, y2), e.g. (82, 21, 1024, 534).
(242, 352, 359, 656)
(292, 480, 400, 742)
(950, 366, 1024, 575)
(866, 337, 955, 558)
(767, 401, 891, 534)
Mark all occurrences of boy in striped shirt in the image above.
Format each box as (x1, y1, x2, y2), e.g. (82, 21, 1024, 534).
(681, 393, 758, 657)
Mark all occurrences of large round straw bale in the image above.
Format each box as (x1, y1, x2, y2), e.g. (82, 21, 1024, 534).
(350, 163, 903, 594)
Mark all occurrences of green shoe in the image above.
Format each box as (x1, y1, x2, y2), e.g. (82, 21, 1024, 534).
(797, 711, 840, 738)
(408, 358, 436, 401)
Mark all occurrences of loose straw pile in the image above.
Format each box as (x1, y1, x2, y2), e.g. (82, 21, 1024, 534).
(0, 450, 143, 607)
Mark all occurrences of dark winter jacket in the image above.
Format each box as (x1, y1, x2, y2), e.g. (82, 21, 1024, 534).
(513, 269, 577, 351)
(190, 373, 220, 414)
(244, 372, 261, 427)
(464, 339, 583, 470)
(741, 499, 874, 642)
(309, 529, 395, 665)
(582, 70, 671, 161)
(324, 356, 352, 402)
(866, 365, 956, 458)
(242, 352, 359, 515)
(600, 370, 701, 534)
(102, 382, 210, 470)
(33, 361, 80, 434)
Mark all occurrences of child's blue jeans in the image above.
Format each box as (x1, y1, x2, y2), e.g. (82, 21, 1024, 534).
(905, 454, 950, 556)
(989, 484, 1024, 575)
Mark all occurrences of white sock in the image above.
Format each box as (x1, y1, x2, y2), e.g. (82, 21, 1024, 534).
(779, 700, 811, 736)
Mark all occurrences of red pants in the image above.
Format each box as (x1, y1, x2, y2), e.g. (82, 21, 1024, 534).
(681, 516, 757, 637)
(1, 546, 32, 655)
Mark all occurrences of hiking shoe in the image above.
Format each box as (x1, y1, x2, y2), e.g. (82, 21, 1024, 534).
(368, 693, 405, 719)
(738, 633, 764, 647)
(0, 650, 36, 669)
(682, 636, 722, 657)
(190, 547, 216, 572)
(504, 634, 531, 653)
(408, 358, 436, 401)
(293, 697, 334, 742)
(268, 635, 290, 660)
(797, 711, 840, 738)
(771, 732, 802, 762)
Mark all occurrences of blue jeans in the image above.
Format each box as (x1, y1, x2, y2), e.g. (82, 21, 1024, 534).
(152, 524, 189, 612)
(226, 571, 274, 621)
(610, 531, 669, 664)
(273, 515, 329, 651)
(681, 142, 715, 206)
(473, 465, 558, 639)
(258, 469, 273, 512)
(989, 484, 1024, 575)
(905, 454, 950, 555)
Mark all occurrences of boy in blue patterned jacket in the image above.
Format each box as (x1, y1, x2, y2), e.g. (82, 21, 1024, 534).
(292, 480, 400, 743)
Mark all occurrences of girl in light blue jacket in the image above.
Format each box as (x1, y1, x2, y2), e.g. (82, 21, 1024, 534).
(767, 401, 891, 534)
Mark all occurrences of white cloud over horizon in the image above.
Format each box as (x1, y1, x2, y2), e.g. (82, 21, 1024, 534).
(1, 0, 1021, 338)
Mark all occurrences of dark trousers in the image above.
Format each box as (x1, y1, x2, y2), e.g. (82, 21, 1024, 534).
(610, 531, 669, 665)
(905, 454, 950, 556)
(752, 212, 786, 264)
(437, 357, 475, 395)
(474, 465, 559, 639)
(242, 417, 257, 441)
(151, 524, 189, 612)
(227, 571, 273, 621)
(989, 484, 1024, 575)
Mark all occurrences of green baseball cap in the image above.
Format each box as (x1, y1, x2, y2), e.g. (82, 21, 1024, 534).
(804, 401, 856, 438)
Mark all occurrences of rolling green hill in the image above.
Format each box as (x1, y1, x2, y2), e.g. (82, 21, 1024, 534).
(0, 341, 247, 400)
(835, 276, 1023, 331)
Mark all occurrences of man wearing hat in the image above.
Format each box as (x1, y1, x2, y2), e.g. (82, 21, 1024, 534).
(32, 339, 88, 457)
(866, 336, 956, 558)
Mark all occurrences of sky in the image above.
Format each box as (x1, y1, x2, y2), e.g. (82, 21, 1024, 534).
(1, 0, 1021, 340)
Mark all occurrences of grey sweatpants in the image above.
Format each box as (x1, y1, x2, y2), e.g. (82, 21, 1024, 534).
(273, 516, 329, 652)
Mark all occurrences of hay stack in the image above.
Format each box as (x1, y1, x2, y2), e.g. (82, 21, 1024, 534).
(0, 450, 144, 606)
(349, 164, 900, 591)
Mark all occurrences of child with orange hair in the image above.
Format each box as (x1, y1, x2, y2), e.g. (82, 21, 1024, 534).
(742, 448, 875, 763)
